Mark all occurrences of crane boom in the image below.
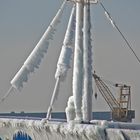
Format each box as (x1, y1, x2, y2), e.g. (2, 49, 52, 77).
(93, 73, 120, 110)
(93, 73, 135, 122)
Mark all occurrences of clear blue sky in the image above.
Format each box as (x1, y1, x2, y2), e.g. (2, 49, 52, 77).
(0, 0, 140, 122)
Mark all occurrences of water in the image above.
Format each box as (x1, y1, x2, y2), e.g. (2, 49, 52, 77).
(0, 118, 140, 140)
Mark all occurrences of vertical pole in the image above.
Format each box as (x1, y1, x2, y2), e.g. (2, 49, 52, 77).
(82, 0, 93, 122)
(73, 0, 84, 121)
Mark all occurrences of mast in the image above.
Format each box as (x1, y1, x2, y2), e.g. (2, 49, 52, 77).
(72, 0, 97, 122)
(82, 0, 93, 122)
(72, 0, 84, 121)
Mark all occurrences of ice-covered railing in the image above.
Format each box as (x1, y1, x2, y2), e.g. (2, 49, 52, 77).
(0, 118, 140, 140)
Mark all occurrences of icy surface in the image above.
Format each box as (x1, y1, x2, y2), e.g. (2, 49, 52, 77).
(0, 118, 140, 140)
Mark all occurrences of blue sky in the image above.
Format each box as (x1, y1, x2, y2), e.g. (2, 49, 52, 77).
(0, 0, 140, 122)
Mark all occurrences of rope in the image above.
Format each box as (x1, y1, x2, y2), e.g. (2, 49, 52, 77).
(99, 1, 140, 64)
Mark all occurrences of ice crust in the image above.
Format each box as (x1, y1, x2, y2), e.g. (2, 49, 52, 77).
(0, 118, 140, 140)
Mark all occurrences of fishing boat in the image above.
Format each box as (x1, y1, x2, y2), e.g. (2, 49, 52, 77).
(0, 0, 140, 139)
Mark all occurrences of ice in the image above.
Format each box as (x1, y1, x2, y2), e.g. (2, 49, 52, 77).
(82, 2, 93, 122)
(65, 96, 75, 122)
(72, 2, 84, 121)
(10, 1, 66, 90)
(105, 11, 115, 28)
(1, 119, 140, 140)
(55, 6, 75, 79)
(47, 5, 76, 117)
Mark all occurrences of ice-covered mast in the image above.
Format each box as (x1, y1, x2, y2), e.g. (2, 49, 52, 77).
(82, 0, 93, 122)
(72, 0, 84, 121)
(47, 0, 97, 122)
(1, 0, 97, 123)
(72, 0, 97, 122)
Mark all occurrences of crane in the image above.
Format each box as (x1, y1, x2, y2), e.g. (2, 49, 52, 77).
(93, 72, 135, 122)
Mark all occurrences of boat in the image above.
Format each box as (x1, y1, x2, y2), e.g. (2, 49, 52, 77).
(0, 0, 140, 139)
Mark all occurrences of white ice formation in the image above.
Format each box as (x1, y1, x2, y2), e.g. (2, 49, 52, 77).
(55, 5, 75, 80)
(65, 96, 75, 122)
(0, 118, 140, 140)
(10, 1, 66, 90)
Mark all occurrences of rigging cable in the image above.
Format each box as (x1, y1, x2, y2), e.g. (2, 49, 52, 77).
(0, 87, 14, 105)
(99, 1, 140, 64)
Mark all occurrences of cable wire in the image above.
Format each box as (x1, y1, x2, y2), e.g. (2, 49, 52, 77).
(0, 86, 14, 105)
(99, 1, 140, 64)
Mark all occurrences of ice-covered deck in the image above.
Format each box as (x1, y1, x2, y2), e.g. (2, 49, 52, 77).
(0, 118, 140, 140)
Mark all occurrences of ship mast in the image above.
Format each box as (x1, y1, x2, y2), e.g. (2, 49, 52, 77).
(0, 0, 98, 123)
(72, 0, 84, 121)
(73, 0, 97, 122)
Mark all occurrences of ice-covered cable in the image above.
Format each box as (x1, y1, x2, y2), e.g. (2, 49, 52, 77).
(55, 5, 75, 79)
(10, 0, 66, 90)
(100, 1, 140, 64)
(82, 2, 93, 122)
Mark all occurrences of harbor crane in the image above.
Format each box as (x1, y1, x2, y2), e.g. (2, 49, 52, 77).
(93, 72, 135, 122)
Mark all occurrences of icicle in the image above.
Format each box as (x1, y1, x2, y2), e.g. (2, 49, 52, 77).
(72, 2, 84, 121)
(10, 0, 66, 90)
(55, 5, 75, 79)
(82, 2, 93, 122)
